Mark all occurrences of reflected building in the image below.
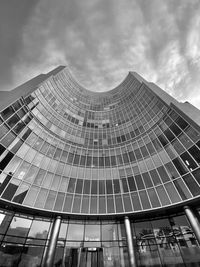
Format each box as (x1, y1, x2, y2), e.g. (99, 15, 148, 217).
(1, 66, 200, 266)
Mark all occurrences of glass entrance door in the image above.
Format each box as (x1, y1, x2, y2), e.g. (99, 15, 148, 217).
(79, 248, 104, 267)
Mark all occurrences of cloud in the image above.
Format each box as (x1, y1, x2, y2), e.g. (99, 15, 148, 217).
(1, 0, 200, 109)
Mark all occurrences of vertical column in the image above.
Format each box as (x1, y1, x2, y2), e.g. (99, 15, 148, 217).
(43, 216, 62, 267)
(184, 206, 200, 245)
(124, 216, 137, 267)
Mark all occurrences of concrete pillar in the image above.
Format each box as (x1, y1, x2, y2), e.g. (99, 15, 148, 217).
(124, 216, 137, 267)
(184, 206, 200, 245)
(43, 216, 62, 267)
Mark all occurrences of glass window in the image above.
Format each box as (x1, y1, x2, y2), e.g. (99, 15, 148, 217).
(99, 196, 106, 213)
(115, 195, 124, 212)
(28, 220, 50, 239)
(174, 179, 192, 200)
(183, 173, 200, 197)
(131, 192, 142, 210)
(23, 186, 39, 206)
(157, 166, 170, 183)
(142, 172, 153, 187)
(34, 188, 48, 208)
(107, 196, 115, 213)
(67, 223, 84, 240)
(147, 188, 160, 208)
(156, 185, 171, 206)
(44, 190, 56, 210)
(165, 182, 181, 202)
(54, 193, 65, 211)
(85, 223, 100, 241)
(102, 223, 118, 241)
(135, 175, 145, 190)
(13, 183, 30, 204)
(7, 216, 32, 237)
(189, 145, 200, 164)
(123, 194, 132, 212)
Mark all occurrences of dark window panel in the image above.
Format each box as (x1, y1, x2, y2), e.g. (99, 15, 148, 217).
(0, 124, 9, 139)
(189, 146, 200, 164)
(1, 106, 15, 120)
(139, 190, 151, 209)
(131, 192, 142, 210)
(80, 155, 86, 166)
(192, 168, 200, 184)
(121, 178, 129, 192)
(7, 114, 20, 128)
(180, 151, 198, 171)
(21, 128, 32, 141)
(67, 178, 76, 193)
(12, 100, 22, 111)
(158, 134, 168, 147)
(173, 158, 188, 175)
(90, 196, 97, 213)
(175, 116, 188, 130)
(165, 162, 179, 179)
(164, 129, 175, 142)
(170, 123, 182, 136)
(81, 196, 89, 213)
(135, 175, 145, 190)
(0, 144, 6, 156)
(127, 176, 137, 191)
(147, 188, 160, 208)
(156, 185, 171, 206)
(179, 133, 193, 149)
(1, 182, 18, 200)
(140, 146, 149, 157)
(106, 180, 113, 194)
(0, 152, 14, 172)
(91, 180, 98, 194)
(174, 179, 191, 200)
(99, 196, 106, 213)
(1, 131, 16, 147)
(185, 126, 200, 142)
(135, 148, 143, 160)
(183, 173, 200, 197)
(113, 179, 120, 193)
(165, 182, 181, 203)
(116, 154, 123, 165)
(86, 156, 92, 166)
(92, 156, 98, 167)
(150, 169, 161, 186)
(128, 151, 135, 162)
(12, 184, 29, 204)
(115, 195, 124, 212)
(13, 121, 26, 134)
(157, 166, 170, 183)
(105, 156, 111, 167)
(142, 172, 153, 187)
(83, 180, 90, 194)
(111, 155, 116, 166)
(75, 179, 83, 194)
(123, 194, 132, 212)
(107, 196, 115, 213)
(72, 195, 81, 213)
(122, 152, 129, 163)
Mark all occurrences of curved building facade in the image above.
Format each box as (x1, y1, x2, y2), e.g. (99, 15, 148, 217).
(1, 66, 200, 266)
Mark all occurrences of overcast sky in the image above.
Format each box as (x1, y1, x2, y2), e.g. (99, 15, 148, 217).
(0, 0, 200, 108)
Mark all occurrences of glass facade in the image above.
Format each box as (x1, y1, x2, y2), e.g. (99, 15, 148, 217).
(0, 66, 200, 266)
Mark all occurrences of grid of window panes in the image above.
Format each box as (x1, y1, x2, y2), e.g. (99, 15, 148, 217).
(1, 208, 200, 267)
(1, 69, 200, 214)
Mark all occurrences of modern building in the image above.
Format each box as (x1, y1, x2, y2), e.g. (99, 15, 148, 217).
(0, 66, 200, 267)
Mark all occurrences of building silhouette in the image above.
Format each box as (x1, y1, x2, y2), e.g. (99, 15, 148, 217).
(0, 66, 200, 266)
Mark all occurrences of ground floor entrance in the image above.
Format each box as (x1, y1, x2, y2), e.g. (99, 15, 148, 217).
(63, 247, 104, 267)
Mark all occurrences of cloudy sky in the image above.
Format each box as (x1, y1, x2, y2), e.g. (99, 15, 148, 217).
(1, 0, 200, 108)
